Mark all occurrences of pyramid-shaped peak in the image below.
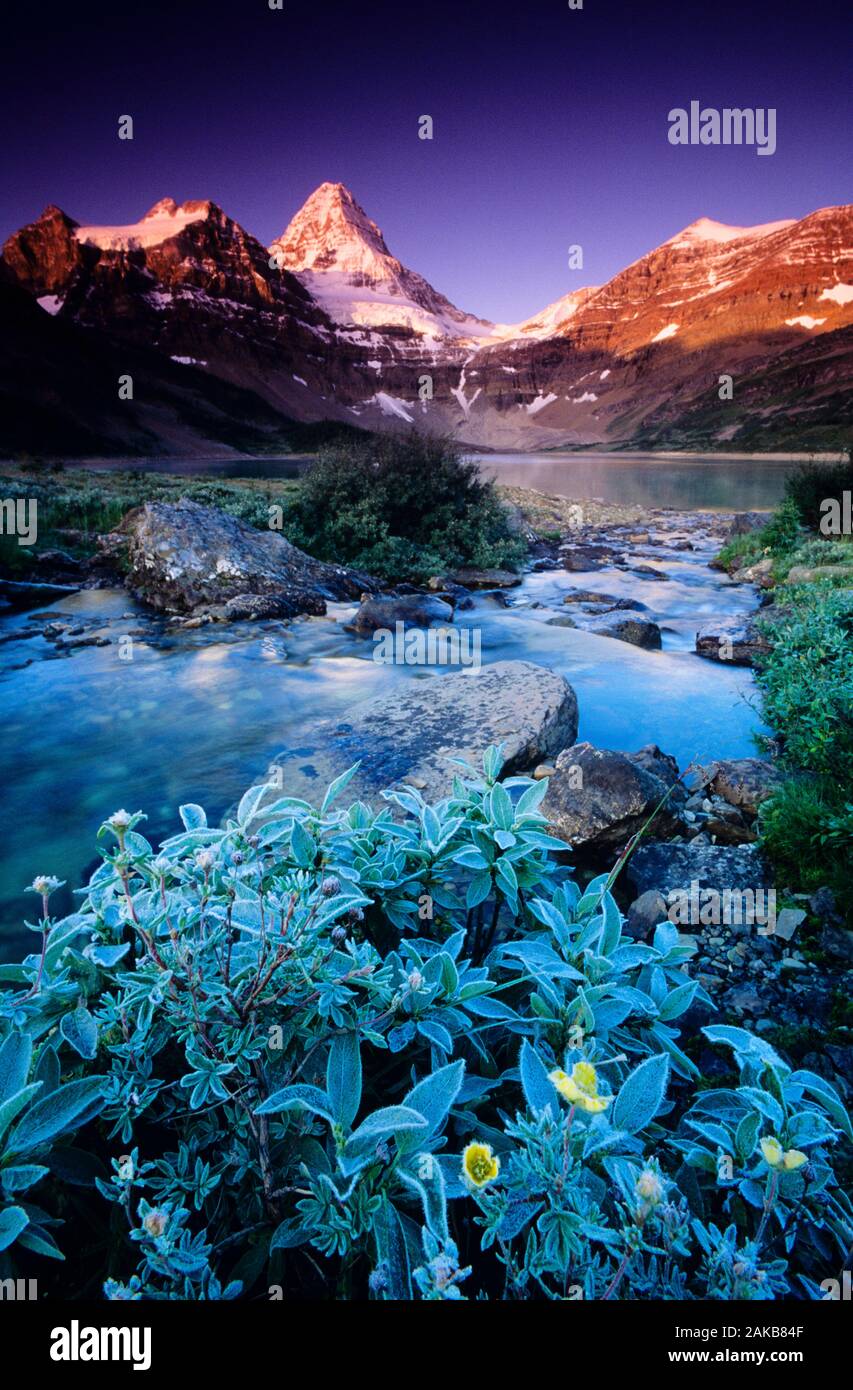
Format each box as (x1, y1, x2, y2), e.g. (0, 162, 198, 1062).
(271, 182, 392, 273)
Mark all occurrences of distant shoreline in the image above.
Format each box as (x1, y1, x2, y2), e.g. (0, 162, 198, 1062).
(1, 448, 846, 472)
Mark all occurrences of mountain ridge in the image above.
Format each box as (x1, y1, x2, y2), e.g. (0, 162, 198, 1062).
(2, 186, 851, 456)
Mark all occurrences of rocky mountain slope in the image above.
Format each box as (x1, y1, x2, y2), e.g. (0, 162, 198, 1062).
(2, 186, 851, 456)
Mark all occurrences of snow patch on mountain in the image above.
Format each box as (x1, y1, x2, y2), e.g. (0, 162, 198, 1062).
(819, 283, 853, 306)
(525, 392, 557, 415)
(493, 287, 597, 341)
(371, 392, 415, 423)
(669, 216, 795, 246)
(75, 199, 209, 250)
(270, 182, 494, 343)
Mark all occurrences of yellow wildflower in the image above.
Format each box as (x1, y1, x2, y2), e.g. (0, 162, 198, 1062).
(462, 1142, 500, 1189)
(548, 1061, 613, 1114)
(760, 1136, 808, 1171)
(782, 1148, 808, 1171)
(760, 1136, 784, 1167)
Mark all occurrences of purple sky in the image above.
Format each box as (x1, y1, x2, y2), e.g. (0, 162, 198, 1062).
(2, 0, 850, 322)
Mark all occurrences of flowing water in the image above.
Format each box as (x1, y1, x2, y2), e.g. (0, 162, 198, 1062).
(0, 452, 787, 958)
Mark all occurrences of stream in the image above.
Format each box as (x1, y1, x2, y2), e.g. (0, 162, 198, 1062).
(0, 453, 796, 958)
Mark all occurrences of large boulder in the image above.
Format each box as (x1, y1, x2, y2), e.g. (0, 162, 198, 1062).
(544, 742, 685, 854)
(786, 564, 853, 585)
(727, 512, 769, 538)
(101, 500, 375, 616)
(627, 841, 771, 900)
(264, 660, 579, 805)
(738, 557, 775, 588)
(348, 593, 453, 637)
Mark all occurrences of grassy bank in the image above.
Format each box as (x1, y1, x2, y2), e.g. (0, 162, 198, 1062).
(716, 460, 853, 922)
(0, 435, 525, 585)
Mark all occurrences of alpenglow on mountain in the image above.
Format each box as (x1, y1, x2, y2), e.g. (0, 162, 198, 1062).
(2, 182, 852, 456)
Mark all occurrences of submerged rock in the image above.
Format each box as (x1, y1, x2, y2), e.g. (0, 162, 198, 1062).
(560, 544, 619, 572)
(0, 577, 81, 609)
(264, 660, 579, 805)
(562, 588, 619, 604)
(426, 579, 475, 609)
(590, 614, 662, 649)
(442, 567, 521, 589)
(220, 593, 304, 621)
(348, 593, 454, 636)
(101, 500, 376, 617)
(629, 564, 669, 581)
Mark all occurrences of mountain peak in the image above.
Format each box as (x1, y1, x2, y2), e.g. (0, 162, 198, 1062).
(73, 199, 212, 250)
(271, 182, 391, 274)
(670, 215, 796, 246)
(269, 182, 493, 339)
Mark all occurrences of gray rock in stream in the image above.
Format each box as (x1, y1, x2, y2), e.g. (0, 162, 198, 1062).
(263, 660, 579, 806)
(695, 619, 770, 667)
(348, 593, 454, 636)
(99, 500, 377, 617)
(544, 742, 685, 854)
(590, 614, 662, 649)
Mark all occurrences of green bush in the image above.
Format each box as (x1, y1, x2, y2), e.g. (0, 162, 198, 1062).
(739, 486, 853, 926)
(785, 457, 853, 531)
(0, 751, 849, 1301)
(758, 778, 853, 907)
(783, 537, 853, 570)
(284, 432, 526, 583)
(715, 498, 802, 577)
(755, 587, 853, 781)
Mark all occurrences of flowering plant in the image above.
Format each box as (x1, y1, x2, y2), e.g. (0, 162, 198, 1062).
(0, 749, 848, 1300)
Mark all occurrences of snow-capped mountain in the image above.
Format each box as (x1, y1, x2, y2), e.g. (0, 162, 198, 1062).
(269, 182, 495, 344)
(2, 186, 851, 455)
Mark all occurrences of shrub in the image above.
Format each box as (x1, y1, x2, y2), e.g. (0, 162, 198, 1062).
(284, 431, 526, 583)
(779, 536, 853, 579)
(758, 778, 853, 909)
(0, 752, 849, 1300)
(715, 498, 802, 577)
(785, 457, 853, 531)
(755, 587, 853, 781)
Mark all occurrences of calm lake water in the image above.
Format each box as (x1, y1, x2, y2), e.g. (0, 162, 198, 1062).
(84, 449, 802, 512)
(479, 451, 799, 511)
(0, 452, 784, 958)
